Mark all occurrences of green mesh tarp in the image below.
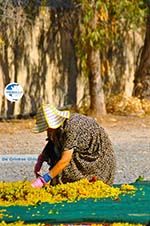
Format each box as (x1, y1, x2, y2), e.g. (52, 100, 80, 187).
(0, 181, 150, 224)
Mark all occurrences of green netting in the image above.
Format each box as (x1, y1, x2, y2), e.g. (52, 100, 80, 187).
(0, 181, 150, 224)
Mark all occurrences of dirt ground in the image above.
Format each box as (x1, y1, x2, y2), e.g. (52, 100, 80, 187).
(0, 114, 150, 184)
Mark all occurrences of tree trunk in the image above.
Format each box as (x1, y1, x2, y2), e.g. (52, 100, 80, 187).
(0, 41, 15, 118)
(60, 27, 78, 108)
(87, 4, 106, 115)
(87, 48, 106, 115)
(133, 4, 150, 99)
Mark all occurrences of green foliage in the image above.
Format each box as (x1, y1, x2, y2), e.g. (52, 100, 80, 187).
(74, 0, 147, 76)
(135, 176, 145, 182)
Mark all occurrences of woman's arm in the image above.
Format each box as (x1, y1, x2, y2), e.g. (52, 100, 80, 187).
(49, 149, 73, 179)
(34, 153, 44, 177)
(34, 141, 57, 177)
(32, 149, 73, 188)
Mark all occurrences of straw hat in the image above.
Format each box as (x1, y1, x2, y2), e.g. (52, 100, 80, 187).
(33, 104, 70, 133)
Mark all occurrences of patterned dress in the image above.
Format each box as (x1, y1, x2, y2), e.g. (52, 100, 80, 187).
(41, 113, 116, 185)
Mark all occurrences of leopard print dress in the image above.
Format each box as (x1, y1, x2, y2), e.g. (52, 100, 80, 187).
(42, 113, 116, 185)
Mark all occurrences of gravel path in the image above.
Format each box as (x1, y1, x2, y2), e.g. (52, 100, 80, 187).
(0, 115, 150, 184)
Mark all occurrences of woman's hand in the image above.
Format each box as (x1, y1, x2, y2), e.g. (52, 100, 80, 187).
(31, 172, 52, 188)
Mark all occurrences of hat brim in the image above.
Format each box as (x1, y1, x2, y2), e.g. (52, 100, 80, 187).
(32, 123, 49, 133)
(32, 117, 67, 133)
(32, 105, 70, 133)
